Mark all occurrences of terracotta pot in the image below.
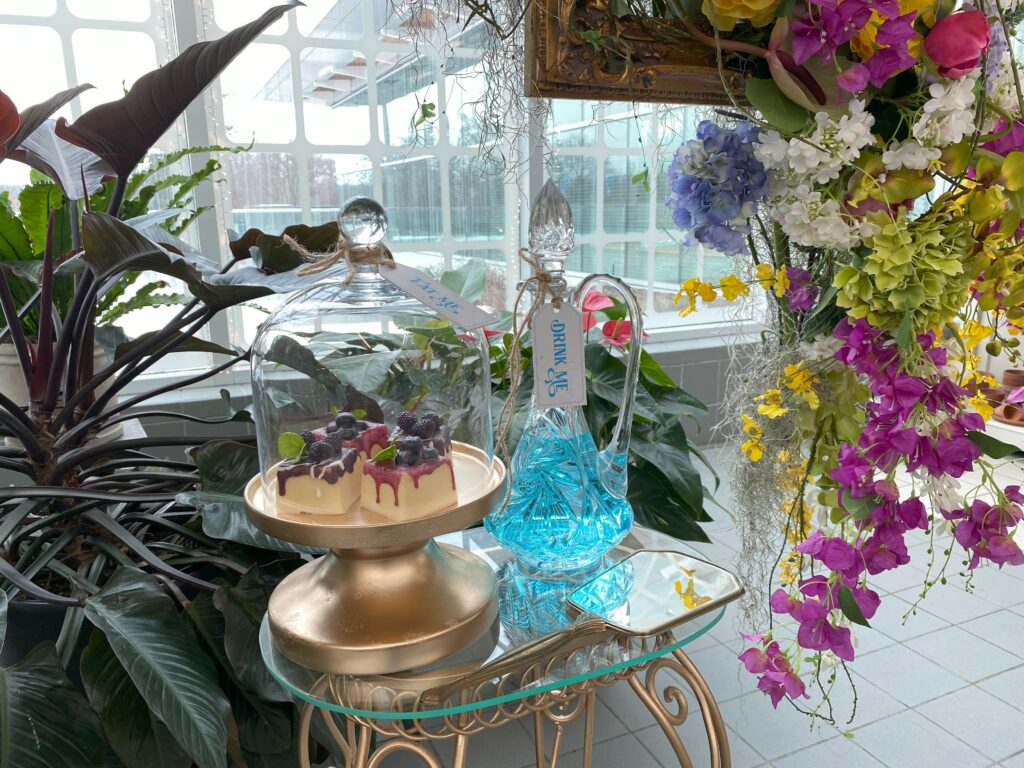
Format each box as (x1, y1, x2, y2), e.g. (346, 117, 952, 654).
(1002, 369, 1024, 389)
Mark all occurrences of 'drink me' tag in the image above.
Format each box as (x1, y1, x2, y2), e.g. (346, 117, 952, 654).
(532, 303, 587, 408)
(384, 263, 496, 330)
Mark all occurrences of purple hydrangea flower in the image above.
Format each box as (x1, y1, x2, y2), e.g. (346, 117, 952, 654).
(666, 121, 769, 257)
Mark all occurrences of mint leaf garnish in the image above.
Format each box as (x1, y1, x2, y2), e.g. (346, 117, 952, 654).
(278, 432, 306, 461)
(351, 408, 367, 419)
(370, 444, 397, 463)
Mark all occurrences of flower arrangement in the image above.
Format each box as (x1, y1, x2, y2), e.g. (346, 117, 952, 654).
(665, 0, 1024, 719)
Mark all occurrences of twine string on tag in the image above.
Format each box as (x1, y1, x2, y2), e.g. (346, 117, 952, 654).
(493, 248, 564, 511)
(283, 234, 394, 284)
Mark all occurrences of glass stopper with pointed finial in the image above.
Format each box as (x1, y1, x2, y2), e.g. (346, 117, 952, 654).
(338, 196, 388, 246)
(528, 178, 575, 263)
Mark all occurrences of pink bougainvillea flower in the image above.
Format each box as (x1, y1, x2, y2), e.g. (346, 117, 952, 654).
(923, 10, 991, 78)
(795, 599, 856, 661)
(739, 640, 808, 708)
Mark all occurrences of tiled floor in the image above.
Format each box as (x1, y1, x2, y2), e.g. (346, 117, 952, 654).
(365, 446, 1024, 767)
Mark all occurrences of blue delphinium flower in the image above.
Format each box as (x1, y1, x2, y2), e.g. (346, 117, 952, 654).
(666, 121, 769, 257)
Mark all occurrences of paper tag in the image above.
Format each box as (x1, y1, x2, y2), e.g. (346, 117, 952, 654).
(383, 263, 496, 330)
(532, 303, 587, 408)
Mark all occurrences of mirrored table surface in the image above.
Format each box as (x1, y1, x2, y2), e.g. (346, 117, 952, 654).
(260, 526, 742, 720)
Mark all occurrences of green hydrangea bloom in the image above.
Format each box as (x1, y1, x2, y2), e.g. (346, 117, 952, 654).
(834, 211, 975, 334)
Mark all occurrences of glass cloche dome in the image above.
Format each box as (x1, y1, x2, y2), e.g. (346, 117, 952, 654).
(249, 197, 494, 525)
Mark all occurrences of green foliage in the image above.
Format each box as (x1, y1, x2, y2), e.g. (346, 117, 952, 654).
(414, 101, 436, 127)
(370, 443, 398, 463)
(837, 585, 871, 628)
(746, 78, 810, 133)
(277, 432, 306, 461)
(966, 430, 1021, 460)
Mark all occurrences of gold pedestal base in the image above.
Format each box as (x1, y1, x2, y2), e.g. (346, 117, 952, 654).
(268, 540, 498, 674)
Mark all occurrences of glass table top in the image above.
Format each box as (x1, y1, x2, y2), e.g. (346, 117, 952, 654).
(260, 526, 742, 720)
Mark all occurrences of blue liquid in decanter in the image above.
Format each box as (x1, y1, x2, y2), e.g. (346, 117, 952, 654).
(488, 406, 633, 576)
(486, 179, 644, 578)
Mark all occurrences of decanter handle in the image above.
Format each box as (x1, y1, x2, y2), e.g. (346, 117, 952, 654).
(572, 275, 643, 463)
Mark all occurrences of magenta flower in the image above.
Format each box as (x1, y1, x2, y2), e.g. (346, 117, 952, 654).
(739, 640, 808, 708)
(785, 267, 819, 312)
(796, 599, 856, 661)
(923, 10, 991, 78)
(983, 119, 1024, 157)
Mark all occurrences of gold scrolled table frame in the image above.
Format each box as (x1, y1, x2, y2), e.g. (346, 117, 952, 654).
(291, 630, 733, 768)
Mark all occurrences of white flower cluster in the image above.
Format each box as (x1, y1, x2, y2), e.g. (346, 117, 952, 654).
(774, 185, 878, 251)
(756, 100, 876, 183)
(912, 71, 981, 148)
(987, 52, 1022, 119)
(798, 334, 843, 363)
(881, 139, 941, 171)
(754, 101, 877, 250)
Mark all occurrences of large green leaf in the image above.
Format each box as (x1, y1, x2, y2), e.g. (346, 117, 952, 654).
(627, 458, 711, 542)
(745, 78, 811, 132)
(80, 629, 191, 768)
(55, 5, 298, 177)
(966, 430, 1021, 459)
(585, 344, 660, 421)
(629, 419, 705, 516)
(17, 181, 64, 253)
(84, 569, 231, 768)
(441, 259, 486, 302)
(0, 643, 107, 768)
(0, 200, 33, 263)
(181, 491, 322, 555)
(192, 440, 260, 496)
(213, 570, 289, 702)
(186, 593, 295, 758)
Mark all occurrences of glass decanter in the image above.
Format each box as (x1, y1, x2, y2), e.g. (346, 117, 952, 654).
(484, 180, 643, 577)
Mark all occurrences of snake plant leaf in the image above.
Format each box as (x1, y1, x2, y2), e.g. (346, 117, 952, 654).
(113, 330, 240, 361)
(0, 642, 108, 768)
(79, 629, 191, 768)
(13, 120, 111, 200)
(84, 568, 231, 768)
(54, 4, 298, 177)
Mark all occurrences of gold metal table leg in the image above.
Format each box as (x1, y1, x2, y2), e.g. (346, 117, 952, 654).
(626, 648, 731, 768)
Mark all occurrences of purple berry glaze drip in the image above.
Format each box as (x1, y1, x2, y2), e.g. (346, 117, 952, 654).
(278, 447, 358, 496)
(364, 457, 455, 506)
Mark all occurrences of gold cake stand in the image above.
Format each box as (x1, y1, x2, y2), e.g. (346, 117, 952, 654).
(245, 442, 506, 674)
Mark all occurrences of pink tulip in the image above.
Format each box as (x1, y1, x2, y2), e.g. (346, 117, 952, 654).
(923, 10, 990, 78)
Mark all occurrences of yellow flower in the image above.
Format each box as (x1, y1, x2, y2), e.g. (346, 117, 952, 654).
(960, 320, 994, 350)
(742, 438, 765, 462)
(719, 274, 750, 302)
(756, 389, 789, 419)
(675, 277, 717, 317)
(741, 413, 762, 438)
(754, 263, 789, 297)
(701, 0, 781, 31)
(969, 394, 994, 422)
(782, 363, 820, 410)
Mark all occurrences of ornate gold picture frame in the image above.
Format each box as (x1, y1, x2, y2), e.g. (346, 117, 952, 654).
(525, 0, 742, 104)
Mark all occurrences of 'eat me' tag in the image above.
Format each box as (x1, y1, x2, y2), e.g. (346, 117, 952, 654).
(532, 303, 587, 408)
(383, 263, 496, 330)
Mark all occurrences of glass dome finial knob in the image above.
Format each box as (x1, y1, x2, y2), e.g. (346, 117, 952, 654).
(528, 178, 574, 258)
(338, 196, 388, 246)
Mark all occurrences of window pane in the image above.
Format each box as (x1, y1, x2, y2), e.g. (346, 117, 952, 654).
(449, 156, 504, 241)
(225, 152, 299, 232)
(0, 0, 55, 15)
(382, 154, 441, 241)
(654, 240, 697, 312)
(72, 30, 157, 111)
(67, 0, 149, 22)
(548, 157, 596, 236)
(603, 156, 649, 234)
(565, 244, 597, 274)
(221, 43, 295, 143)
(604, 108, 650, 149)
(300, 46, 371, 145)
(447, 57, 486, 148)
(297, 0, 363, 39)
(0, 26, 66, 108)
(548, 99, 597, 147)
(377, 52, 439, 147)
(604, 242, 647, 282)
(212, 0, 289, 35)
(310, 154, 373, 223)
